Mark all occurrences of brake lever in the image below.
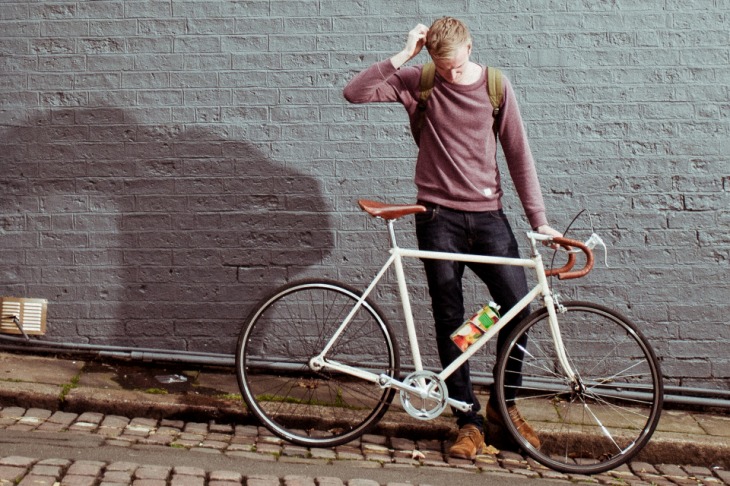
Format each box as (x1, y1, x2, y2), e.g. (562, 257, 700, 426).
(585, 233, 609, 267)
(563, 233, 608, 267)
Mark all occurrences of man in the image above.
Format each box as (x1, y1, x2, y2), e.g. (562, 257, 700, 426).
(343, 17, 562, 459)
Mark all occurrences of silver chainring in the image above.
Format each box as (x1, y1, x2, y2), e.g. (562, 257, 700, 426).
(399, 370, 448, 420)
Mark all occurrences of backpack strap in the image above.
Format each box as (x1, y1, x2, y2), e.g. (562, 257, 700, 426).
(487, 66, 503, 119)
(413, 62, 436, 142)
(487, 66, 503, 139)
(414, 62, 504, 142)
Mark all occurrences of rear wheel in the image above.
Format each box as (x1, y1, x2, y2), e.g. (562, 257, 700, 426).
(494, 301, 663, 474)
(236, 279, 400, 447)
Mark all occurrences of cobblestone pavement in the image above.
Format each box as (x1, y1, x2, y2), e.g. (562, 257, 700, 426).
(1, 406, 729, 486)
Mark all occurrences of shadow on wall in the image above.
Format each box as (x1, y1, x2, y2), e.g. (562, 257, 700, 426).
(0, 108, 334, 353)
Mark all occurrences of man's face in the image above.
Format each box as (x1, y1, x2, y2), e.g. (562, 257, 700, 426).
(432, 43, 472, 84)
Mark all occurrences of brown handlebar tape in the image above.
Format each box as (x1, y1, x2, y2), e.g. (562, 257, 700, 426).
(546, 236, 595, 280)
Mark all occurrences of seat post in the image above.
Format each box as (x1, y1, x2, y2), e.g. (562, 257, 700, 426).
(386, 219, 399, 249)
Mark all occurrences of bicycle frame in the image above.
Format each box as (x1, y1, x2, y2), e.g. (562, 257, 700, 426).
(310, 218, 578, 415)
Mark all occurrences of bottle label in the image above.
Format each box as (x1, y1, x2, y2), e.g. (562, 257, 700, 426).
(450, 304, 501, 352)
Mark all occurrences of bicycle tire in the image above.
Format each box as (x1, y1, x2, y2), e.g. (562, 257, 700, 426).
(236, 279, 400, 447)
(493, 301, 663, 474)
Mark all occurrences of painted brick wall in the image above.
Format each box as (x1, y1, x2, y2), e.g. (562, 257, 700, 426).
(0, 1, 727, 391)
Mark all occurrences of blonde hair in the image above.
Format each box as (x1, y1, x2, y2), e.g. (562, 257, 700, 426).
(426, 17, 472, 59)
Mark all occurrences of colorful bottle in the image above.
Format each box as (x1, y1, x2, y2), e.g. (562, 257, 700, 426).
(450, 302, 501, 352)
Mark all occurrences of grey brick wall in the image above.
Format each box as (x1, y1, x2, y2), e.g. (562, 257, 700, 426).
(0, 1, 727, 391)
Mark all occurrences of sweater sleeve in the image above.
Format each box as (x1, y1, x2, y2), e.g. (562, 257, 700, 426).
(343, 59, 410, 105)
(497, 75, 548, 229)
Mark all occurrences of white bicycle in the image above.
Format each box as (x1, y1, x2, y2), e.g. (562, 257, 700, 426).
(236, 200, 663, 474)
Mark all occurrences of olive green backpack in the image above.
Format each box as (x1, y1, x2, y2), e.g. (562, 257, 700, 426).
(413, 62, 504, 142)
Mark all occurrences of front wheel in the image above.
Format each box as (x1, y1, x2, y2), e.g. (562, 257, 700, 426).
(494, 301, 663, 474)
(235, 279, 400, 448)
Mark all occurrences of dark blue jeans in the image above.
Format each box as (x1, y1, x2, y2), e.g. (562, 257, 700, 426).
(415, 202, 530, 431)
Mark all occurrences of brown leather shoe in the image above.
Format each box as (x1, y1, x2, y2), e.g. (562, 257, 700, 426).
(448, 424, 486, 460)
(487, 402, 541, 449)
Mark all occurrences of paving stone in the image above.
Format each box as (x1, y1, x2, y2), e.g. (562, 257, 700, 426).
(69, 422, 99, 433)
(0, 465, 28, 482)
(36, 422, 68, 432)
(389, 438, 415, 451)
(170, 475, 204, 486)
(76, 413, 104, 424)
(138, 435, 174, 446)
(209, 423, 233, 434)
(134, 466, 171, 480)
(335, 451, 364, 461)
(48, 411, 79, 425)
(308, 449, 337, 460)
(18, 474, 56, 486)
(179, 433, 205, 442)
(631, 462, 660, 476)
(0, 407, 26, 419)
(209, 471, 242, 482)
(60, 474, 99, 486)
(255, 443, 282, 455)
(24, 409, 53, 420)
(656, 463, 688, 478)
(361, 434, 387, 446)
(0, 457, 35, 467)
(130, 418, 158, 429)
(682, 465, 713, 477)
(171, 439, 199, 448)
(37, 459, 70, 467)
(103, 471, 133, 483)
(66, 461, 105, 477)
(207, 433, 232, 442)
(198, 440, 228, 450)
(281, 445, 309, 458)
(156, 426, 182, 436)
(106, 462, 138, 473)
(282, 475, 316, 486)
(246, 476, 280, 486)
(314, 477, 344, 486)
(173, 467, 205, 477)
(30, 464, 64, 478)
(183, 423, 208, 434)
(566, 473, 599, 483)
(132, 480, 167, 486)
(346, 479, 380, 486)
(234, 425, 258, 437)
(160, 420, 185, 429)
(101, 416, 131, 428)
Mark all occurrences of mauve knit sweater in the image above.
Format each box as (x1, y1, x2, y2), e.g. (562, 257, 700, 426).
(343, 59, 548, 230)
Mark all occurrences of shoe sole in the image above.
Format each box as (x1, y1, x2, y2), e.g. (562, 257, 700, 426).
(448, 443, 485, 460)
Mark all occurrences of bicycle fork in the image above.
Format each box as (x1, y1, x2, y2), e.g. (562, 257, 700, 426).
(534, 252, 580, 387)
